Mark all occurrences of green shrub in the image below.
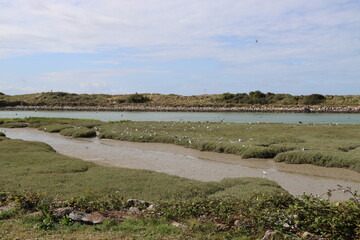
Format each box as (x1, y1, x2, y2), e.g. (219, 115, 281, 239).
(303, 94, 326, 105)
(126, 94, 151, 103)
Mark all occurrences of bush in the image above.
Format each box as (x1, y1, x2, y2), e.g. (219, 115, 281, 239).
(303, 94, 326, 105)
(126, 94, 151, 103)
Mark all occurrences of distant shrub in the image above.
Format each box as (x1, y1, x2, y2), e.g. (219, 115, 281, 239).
(126, 94, 151, 103)
(303, 94, 326, 105)
(220, 93, 236, 101)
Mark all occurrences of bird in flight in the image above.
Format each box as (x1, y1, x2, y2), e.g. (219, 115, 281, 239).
(256, 40, 259, 43)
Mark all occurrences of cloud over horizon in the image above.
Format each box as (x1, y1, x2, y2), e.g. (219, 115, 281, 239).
(0, 0, 359, 95)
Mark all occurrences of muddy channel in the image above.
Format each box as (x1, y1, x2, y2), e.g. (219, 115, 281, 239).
(2, 128, 360, 200)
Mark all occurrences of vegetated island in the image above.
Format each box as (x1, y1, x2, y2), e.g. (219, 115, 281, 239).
(0, 91, 359, 113)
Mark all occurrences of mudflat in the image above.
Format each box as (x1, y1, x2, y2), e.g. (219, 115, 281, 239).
(2, 127, 360, 200)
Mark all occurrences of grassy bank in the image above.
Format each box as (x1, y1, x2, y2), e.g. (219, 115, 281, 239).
(1, 117, 360, 172)
(0, 136, 285, 200)
(0, 135, 359, 239)
(1, 91, 360, 108)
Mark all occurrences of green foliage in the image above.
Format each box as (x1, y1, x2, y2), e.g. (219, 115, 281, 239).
(60, 126, 96, 138)
(126, 93, 151, 103)
(303, 94, 326, 105)
(38, 124, 72, 133)
(1, 187, 359, 239)
(0, 208, 18, 220)
(0, 91, 359, 107)
(0, 122, 29, 128)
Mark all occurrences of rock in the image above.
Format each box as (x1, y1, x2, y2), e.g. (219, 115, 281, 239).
(128, 207, 140, 213)
(261, 230, 276, 240)
(171, 221, 187, 229)
(53, 207, 73, 218)
(69, 211, 87, 222)
(69, 211, 108, 224)
(82, 212, 108, 224)
(146, 204, 157, 211)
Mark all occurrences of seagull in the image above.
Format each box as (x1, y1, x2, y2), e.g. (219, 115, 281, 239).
(256, 40, 259, 43)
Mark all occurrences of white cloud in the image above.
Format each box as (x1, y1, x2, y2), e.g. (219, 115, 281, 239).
(0, 0, 359, 94)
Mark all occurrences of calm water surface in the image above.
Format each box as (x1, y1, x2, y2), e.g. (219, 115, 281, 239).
(1, 111, 360, 124)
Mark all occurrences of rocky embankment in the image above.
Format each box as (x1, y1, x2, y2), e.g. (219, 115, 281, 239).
(1, 105, 360, 113)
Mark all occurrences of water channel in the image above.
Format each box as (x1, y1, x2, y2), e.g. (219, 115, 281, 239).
(1, 110, 360, 124)
(2, 127, 360, 201)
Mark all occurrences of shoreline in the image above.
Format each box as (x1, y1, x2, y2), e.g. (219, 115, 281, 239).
(1, 105, 360, 113)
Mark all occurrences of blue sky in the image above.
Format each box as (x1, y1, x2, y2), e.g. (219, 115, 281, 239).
(0, 0, 359, 95)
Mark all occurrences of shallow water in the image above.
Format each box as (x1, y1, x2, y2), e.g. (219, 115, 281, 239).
(1, 110, 360, 124)
(2, 127, 360, 200)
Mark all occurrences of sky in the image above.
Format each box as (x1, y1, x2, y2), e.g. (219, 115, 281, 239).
(0, 0, 359, 96)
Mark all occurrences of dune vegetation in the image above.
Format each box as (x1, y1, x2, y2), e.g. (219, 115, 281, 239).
(0, 91, 359, 108)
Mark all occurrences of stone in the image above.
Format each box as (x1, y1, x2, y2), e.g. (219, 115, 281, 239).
(146, 204, 157, 211)
(53, 207, 73, 218)
(82, 212, 108, 224)
(128, 207, 140, 213)
(69, 211, 87, 222)
(69, 211, 108, 224)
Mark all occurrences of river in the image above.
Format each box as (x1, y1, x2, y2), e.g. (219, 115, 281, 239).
(2, 127, 359, 201)
(1, 110, 360, 124)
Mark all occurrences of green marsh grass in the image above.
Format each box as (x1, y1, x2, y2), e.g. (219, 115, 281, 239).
(0, 137, 286, 200)
(1, 117, 360, 171)
(97, 121, 360, 172)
